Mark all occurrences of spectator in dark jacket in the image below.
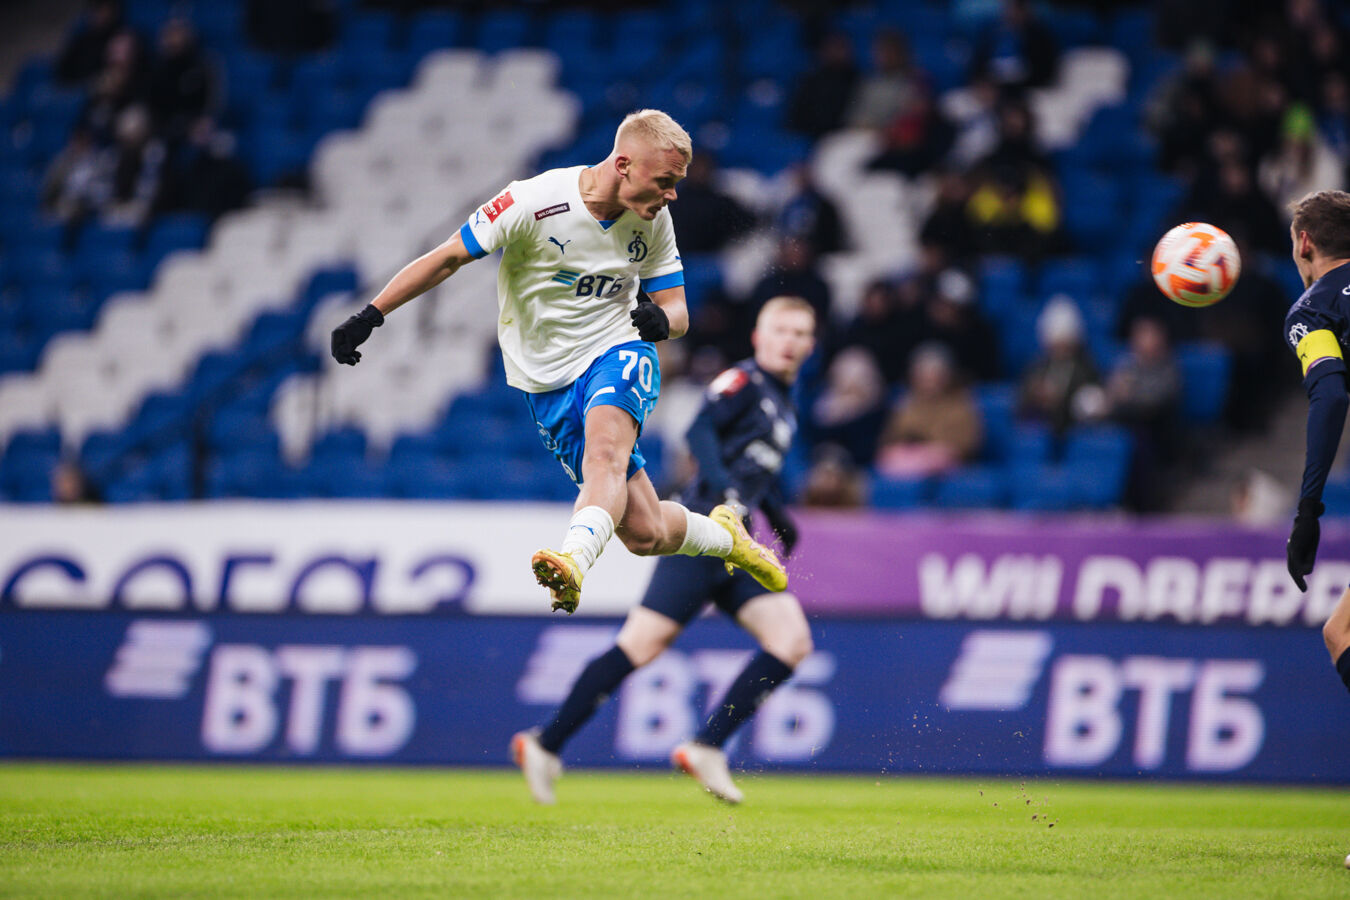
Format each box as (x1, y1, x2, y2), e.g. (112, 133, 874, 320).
(56, 0, 125, 85)
(669, 153, 755, 254)
(971, 0, 1060, 90)
(785, 31, 859, 139)
(149, 18, 217, 139)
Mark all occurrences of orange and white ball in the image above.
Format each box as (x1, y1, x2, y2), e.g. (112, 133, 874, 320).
(1151, 222, 1241, 307)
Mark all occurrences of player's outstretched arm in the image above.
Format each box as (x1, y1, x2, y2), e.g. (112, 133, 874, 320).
(641, 285, 688, 340)
(331, 233, 476, 365)
(1288, 366, 1350, 589)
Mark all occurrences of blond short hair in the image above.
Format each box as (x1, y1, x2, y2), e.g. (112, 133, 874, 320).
(756, 295, 817, 328)
(615, 109, 693, 164)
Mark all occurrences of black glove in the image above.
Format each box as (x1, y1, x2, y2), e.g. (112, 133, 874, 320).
(763, 504, 799, 557)
(331, 304, 384, 365)
(1288, 497, 1324, 592)
(630, 297, 670, 342)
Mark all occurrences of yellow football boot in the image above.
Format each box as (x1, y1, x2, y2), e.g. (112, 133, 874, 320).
(531, 549, 583, 614)
(709, 504, 788, 592)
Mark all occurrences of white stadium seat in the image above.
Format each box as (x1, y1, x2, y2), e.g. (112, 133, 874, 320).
(2, 48, 580, 459)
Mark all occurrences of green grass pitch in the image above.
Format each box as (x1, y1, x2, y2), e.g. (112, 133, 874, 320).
(0, 763, 1347, 898)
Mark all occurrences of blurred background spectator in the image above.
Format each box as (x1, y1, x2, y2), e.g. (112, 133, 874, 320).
(1019, 296, 1101, 435)
(875, 342, 983, 479)
(1106, 316, 1179, 511)
(809, 347, 887, 468)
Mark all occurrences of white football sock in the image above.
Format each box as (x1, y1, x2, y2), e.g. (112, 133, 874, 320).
(676, 506, 733, 558)
(560, 506, 615, 572)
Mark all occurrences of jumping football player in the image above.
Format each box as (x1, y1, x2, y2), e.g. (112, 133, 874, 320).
(512, 296, 817, 804)
(329, 110, 787, 613)
(1280, 189, 1350, 691)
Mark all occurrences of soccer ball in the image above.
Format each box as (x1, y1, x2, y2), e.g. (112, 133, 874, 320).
(1150, 222, 1241, 307)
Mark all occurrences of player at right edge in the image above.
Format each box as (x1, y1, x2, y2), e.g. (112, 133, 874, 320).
(1279, 190, 1350, 694)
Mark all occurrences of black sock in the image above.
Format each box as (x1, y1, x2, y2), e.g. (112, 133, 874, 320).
(538, 646, 635, 754)
(695, 651, 794, 748)
(1336, 647, 1350, 694)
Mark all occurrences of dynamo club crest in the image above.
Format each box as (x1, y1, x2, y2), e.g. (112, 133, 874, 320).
(627, 231, 648, 263)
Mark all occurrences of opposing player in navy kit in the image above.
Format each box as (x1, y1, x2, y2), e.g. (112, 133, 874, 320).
(1280, 190, 1350, 693)
(512, 296, 818, 804)
(329, 110, 786, 614)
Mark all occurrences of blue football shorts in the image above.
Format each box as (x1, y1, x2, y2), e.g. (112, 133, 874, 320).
(523, 340, 661, 484)
(640, 554, 766, 624)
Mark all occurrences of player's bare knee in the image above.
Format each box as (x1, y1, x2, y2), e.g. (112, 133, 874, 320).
(583, 443, 628, 479)
(1323, 617, 1350, 661)
(763, 625, 813, 668)
(617, 626, 676, 667)
(616, 522, 664, 555)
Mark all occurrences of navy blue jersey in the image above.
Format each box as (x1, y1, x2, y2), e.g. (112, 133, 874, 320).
(1284, 260, 1350, 383)
(1284, 260, 1350, 502)
(680, 360, 797, 515)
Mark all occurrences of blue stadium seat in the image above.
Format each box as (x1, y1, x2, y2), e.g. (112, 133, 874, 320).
(1007, 462, 1079, 511)
(310, 427, 367, 463)
(1, 428, 62, 502)
(407, 11, 465, 57)
(205, 448, 296, 499)
(1060, 173, 1124, 253)
(105, 442, 193, 503)
(303, 455, 385, 498)
(975, 382, 1017, 461)
(80, 430, 133, 482)
(1036, 257, 1099, 303)
(341, 11, 398, 54)
(979, 256, 1026, 316)
(77, 249, 150, 300)
(128, 391, 195, 449)
(1005, 424, 1053, 465)
(387, 454, 474, 499)
(302, 266, 360, 307)
(933, 465, 1006, 508)
(477, 9, 535, 53)
(870, 474, 928, 509)
(75, 223, 137, 257)
(188, 351, 252, 405)
(208, 408, 276, 454)
(680, 254, 722, 313)
(1176, 343, 1232, 425)
(1063, 425, 1134, 508)
(144, 214, 209, 264)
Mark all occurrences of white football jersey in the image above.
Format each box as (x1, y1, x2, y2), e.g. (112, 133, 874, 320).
(458, 165, 684, 393)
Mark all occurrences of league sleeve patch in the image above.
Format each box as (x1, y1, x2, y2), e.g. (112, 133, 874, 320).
(482, 190, 515, 223)
(708, 368, 748, 398)
(534, 202, 570, 221)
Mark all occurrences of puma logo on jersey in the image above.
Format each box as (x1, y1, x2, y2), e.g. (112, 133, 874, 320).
(548, 236, 572, 254)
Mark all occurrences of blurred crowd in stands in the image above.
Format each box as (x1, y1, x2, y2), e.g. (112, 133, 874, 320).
(649, 0, 1348, 512)
(12, 0, 1350, 513)
(44, 0, 253, 229)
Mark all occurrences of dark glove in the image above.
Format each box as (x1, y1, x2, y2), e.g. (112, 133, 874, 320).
(331, 304, 384, 365)
(1288, 497, 1325, 592)
(630, 297, 670, 342)
(762, 504, 799, 557)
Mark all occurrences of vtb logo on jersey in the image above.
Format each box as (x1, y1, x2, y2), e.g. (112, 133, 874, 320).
(627, 231, 648, 263)
(551, 270, 628, 299)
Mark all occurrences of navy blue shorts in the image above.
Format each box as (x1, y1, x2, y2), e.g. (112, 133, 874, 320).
(524, 341, 660, 484)
(640, 553, 768, 625)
